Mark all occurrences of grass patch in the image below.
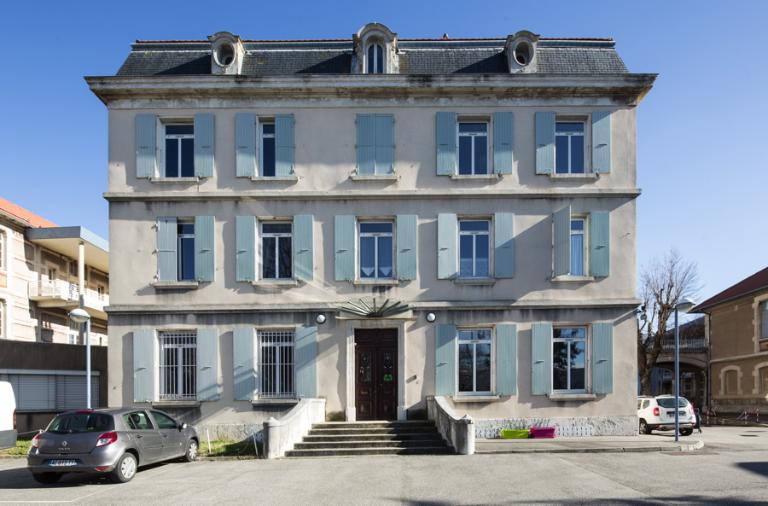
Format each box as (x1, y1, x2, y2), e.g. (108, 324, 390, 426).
(0, 439, 31, 457)
(201, 438, 262, 458)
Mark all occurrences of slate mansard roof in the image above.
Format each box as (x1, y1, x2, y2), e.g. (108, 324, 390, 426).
(116, 38, 629, 77)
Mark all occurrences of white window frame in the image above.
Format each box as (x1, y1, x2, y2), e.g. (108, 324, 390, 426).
(259, 119, 276, 177)
(552, 326, 589, 394)
(457, 121, 490, 175)
(358, 221, 395, 280)
(456, 328, 494, 395)
(365, 42, 385, 74)
(158, 331, 197, 401)
(259, 221, 293, 280)
(257, 329, 295, 399)
(458, 219, 492, 279)
(569, 216, 589, 277)
(555, 118, 589, 174)
(0, 230, 5, 271)
(160, 122, 195, 178)
(177, 220, 195, 282)
(0, 299, 5, 339)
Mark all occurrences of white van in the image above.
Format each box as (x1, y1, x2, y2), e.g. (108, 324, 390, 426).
(0, 381, 17, 450)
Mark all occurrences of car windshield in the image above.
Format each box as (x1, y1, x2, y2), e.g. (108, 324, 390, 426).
(657, 398, 689, 409)
(48, 413, 114, 434)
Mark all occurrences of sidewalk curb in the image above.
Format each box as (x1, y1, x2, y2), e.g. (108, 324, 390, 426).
(475, 439, 704, 455)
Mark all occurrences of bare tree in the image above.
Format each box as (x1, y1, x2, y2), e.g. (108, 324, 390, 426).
(637, 249, 700, 395)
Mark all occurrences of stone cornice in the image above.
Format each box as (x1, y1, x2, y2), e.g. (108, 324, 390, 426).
(85, 73, 656, 106)
(104, 187, 642, 202)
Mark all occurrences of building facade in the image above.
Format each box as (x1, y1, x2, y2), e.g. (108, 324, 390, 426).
(89, 25, 655, 437)
(693, 267, 768, 415)
(0, 198, 109, 431)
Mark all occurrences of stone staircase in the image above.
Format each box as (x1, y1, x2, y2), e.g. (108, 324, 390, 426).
(285, 420, 454, 457)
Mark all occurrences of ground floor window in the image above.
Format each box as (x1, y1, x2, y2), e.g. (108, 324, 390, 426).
(0, 372, 99, 410)
(553, 327, 586, 392)
(457, 328, 492, 394)
(159, 331, 197, 401)
(258, 329, 295, 398)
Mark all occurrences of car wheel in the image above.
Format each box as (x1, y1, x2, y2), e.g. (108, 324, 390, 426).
(184, 439, 199, 462)
(31, 472, 62, 484)
(639, 419, 652, 435)
(680, 428, 693, 436)
(111, 452, 138, 483)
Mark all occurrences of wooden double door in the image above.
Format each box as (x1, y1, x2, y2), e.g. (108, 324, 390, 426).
(355, 329, 398, 421)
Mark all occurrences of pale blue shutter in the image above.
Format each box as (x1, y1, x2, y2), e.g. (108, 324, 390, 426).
(196, 328, 220, 401)
(436, 112, 457, 175)
(334, 215, 355, 281)
(157, 217, 177, 282)
(195, 216, 215, 282)
(591, 111, 611, 174)
(293, 214, 314, 281)
(535, 112, 555, 174)
(375, 114, 395, 174)
(531, 323, 552, 395)
(494, 212, 515, 278)
(435, 324, 457, 396)
(589, 211, 610, 277)
(235, 216, 255, 282)
(295, 326, 317, 398)
(496, 324, 517, 396)
(232, 327, 255, 400)
(135, 114, 157, 178)
(356, 114, 375, 175)
(592, 322, 613, 394)
(133, 329, 155, 402)
(275, 114, 295, 177)
(493, 112, 514, 175)
(235, 113, 257, 177)
(396, 214, 417, 281)
(437, 213, 458, 279)
(553, 206, 571, 277)
(194, 113, 215, 178)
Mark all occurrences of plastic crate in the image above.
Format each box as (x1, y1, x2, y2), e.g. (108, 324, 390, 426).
(529, 426, 556, 438)
(499, 428, 530, 439)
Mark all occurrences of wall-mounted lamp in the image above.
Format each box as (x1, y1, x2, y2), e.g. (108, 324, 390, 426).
(316, 314, 327, 325)
(426, 312, 436, 323)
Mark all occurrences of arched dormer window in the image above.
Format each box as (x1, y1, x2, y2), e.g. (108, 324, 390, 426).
(366, 43, 384, 74)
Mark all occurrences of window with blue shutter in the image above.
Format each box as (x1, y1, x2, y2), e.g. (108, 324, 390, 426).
(531, 323, 552, 395)
(233, 327, 256, 401)
(235, 216, 255, 282)
(535, 112, 555, 174)
(495, 324, 517, 396)
(275, 114, 295, 177)
(435, 324, 457, 396)
(235, 113, 257, 177)
(591, 111, 612, 174)
(157, 217, 178, 282)
(194, 216, 215, 282)
(133, 329, 156, 402)
(437, 213, 458, 279)
(396, 215, 417, 281)
(334, 216, 356, 281)
(196, 328, 220, 401)
(589, 211, 610, 277)
(552, 206, 570, 278)
(493, 112, 514, 175)
(436, 112, 457, 175)
(293, 215, 314, 281)
(194, 113, 215, 178)
(494, 212, 515, 278)
(356, 114, 394, 175)
(591, 323, 613, 394)
(295, 326, 317, 398)
(135, 114, 157, 178)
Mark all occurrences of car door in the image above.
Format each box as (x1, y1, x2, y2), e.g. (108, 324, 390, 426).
(122, 411, 164, 464)
(150, 410, 186, 460)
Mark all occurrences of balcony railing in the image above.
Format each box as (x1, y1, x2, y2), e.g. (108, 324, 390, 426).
(28, 280, 108, 313)
(661, 336, 707, 353)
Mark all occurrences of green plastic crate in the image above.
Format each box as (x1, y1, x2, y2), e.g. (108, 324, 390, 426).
(499, 428, 530, 439)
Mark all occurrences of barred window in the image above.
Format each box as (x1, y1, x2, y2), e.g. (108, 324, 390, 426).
(159, 331, 196, 401)
(258, 330, 294, 399)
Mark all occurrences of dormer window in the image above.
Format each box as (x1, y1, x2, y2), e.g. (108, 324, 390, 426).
(366, 43, 384, 74)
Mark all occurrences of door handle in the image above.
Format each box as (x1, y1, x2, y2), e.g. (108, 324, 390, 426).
(136, 434, 143, 439)
(162, 434, 168, 438)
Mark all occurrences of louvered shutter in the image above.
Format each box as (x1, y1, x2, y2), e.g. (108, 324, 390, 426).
(493, 112, 514, 175)
(589, 211, 610, 277)
(535, 112, 555, 174)
(494, 212, 515, 278)
(334, 215, 356, 281)
(157, 217, 178, 282)
(295, 326, 317, 398)
(435, 324, 457, 396)
(235, 216, 255, 282)
(133, 329, 156, 402)
(495, 324, 517, 396)
(531, 323, 552, 395)
(591, 323, 613, 394)
(436, 112, 457, 175)
(437, 213, 458, 279)
(356, 114, 375, 175)
(196, 328, 220, 401)
(194, 216, 215, 282)
(591, 111, 611, 174)
(553, 206, 571, 277)
(375, 114, 395, 174)
(396, 215, 417, 281)
(232, 327, 255, 401)
(293, 214, 314, 281)
(135, 114, 157, 178)
(194, 113, 215, 178)
(235, 113, 257, 177)
(275, 114, 295, 177)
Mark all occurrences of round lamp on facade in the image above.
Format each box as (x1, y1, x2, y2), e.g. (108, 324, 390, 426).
(316, 314, 326, 324)
(426, 312, 436, 323)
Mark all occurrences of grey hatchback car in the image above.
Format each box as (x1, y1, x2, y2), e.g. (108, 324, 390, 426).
(27, 408, 198, 484)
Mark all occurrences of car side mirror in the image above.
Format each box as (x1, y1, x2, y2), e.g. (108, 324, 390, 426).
(179, 423, 188, 431)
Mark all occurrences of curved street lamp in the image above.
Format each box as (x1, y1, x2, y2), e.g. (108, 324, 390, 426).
(68, 308, 92, 409)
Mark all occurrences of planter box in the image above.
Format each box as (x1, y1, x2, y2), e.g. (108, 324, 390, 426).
(530, 426, 556, 439)
(499, 429, 530, 439)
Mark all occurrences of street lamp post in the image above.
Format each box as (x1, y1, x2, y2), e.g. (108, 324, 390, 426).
(673, 298, 696, 442)
(69, 308, 92, 409)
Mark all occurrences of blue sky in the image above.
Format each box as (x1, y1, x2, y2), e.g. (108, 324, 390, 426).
(0, 0, 765, 300)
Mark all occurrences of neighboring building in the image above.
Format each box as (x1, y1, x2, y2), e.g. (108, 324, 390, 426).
(0, 198, 109, 432)
(88, 25, 655, 437)
(692, 267, 768, 415)
(647, 317, 707, 409)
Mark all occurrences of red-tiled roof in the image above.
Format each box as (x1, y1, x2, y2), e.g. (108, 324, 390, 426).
(0, 197, 57, 228)
(692, 267, 768, 312)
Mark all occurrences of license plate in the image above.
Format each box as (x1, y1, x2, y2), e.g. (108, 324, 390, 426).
(49, 460, 77, 467)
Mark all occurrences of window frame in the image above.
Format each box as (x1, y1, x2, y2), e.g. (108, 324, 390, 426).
(551, 325, 589, 394)
(158, 330, 197, 401)
(259, 220, 293, 280)
(555, 117, 588, 175)
(365, 42, 385, 74)
(161, 121, 195, 178)
(258, 119, 276, 177)
(176, 220, 196, 282)
(456, 327, 494, 396)
(457, 218, 492, 279)
(357, 220, 395, 280)
(0, 230, 5, 271)
(569, 216, 588, 277)
(456, 120, 490, 175)
(257, 328, 296, 399)
(0, 299, 5, 339)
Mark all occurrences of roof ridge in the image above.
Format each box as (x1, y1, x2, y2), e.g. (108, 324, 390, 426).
(693, 266, 768, 311)
(132, 36, 615, 44)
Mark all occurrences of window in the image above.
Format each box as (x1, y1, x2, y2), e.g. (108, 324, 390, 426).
(553, 327, 586, 392)
(164, 124, 194, 178)
(458, 329, 492, 394)
(123, 411, 153, 430)
(458, 122, 489, 175)
(459, 220, 490, 278)
(260, 121, 276, 177)
(0, 300, 4, 338)
(48, 412, 114, 433)
(258, 330, 294, 398)
(366, 43, 384, 74)
(177, 221, 195, 281)
(97, 285, 105, 301)
(761, 301, 768, 340)
(359, 222, 393, 280)
(68, 333, 77, 345)
(151, 410, 178, 429)
(724, 369, 738, 395)
(158, 331, 197, 401)
(555, 121, 585, 174)
(760, 367, 768, 394)
(261, 222, 292, 280)
(0, 230, 5, 270)
(570, 218, 587, 276)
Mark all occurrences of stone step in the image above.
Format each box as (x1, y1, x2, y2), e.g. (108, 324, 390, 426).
(303, 433, 444, 443)
(312, 421, 434, 430)
(308, 427, 437, 436)
(294, 439, 445, 450)
(285, 446, 454, 458)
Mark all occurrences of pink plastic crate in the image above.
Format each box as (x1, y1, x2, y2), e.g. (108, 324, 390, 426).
(529, 426, 556, 439)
